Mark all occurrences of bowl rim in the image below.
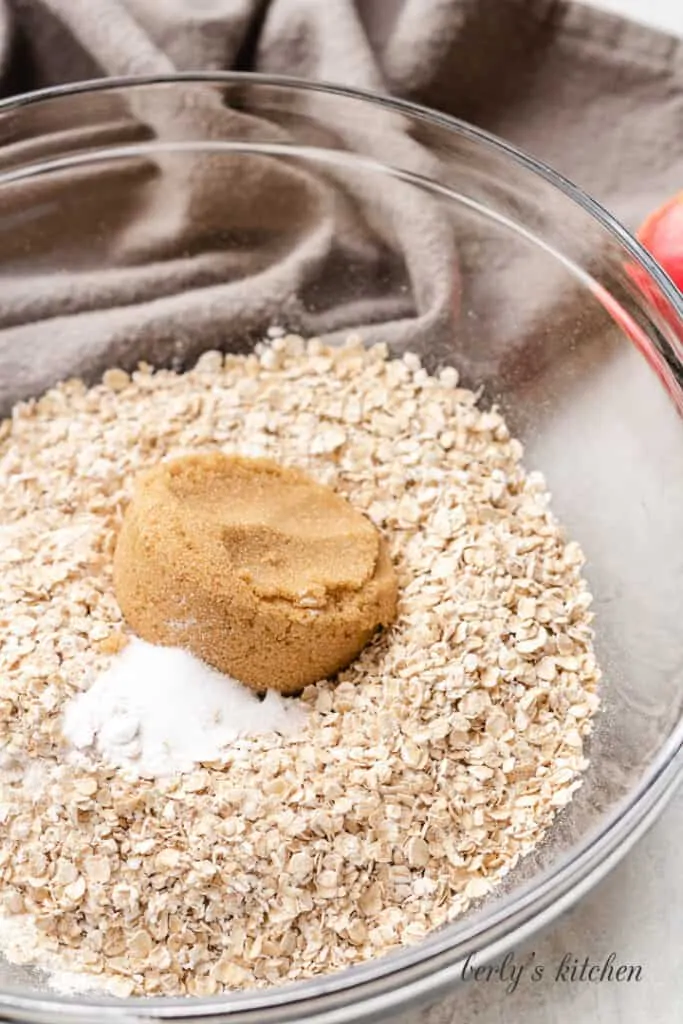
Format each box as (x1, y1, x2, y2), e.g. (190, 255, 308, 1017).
(0, 71, 681, 1022)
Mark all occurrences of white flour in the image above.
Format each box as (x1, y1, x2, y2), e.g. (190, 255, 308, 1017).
(0, 913, 109, 995)
(62, 638, 307, 777)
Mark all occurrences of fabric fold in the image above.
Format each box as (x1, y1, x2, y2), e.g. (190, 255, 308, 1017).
(0, 0, 680, 413)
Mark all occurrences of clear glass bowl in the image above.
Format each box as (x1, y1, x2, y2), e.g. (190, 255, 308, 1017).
(0, 74, 681, 1024)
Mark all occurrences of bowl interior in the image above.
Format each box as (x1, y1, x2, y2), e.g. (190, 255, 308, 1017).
(0, 76, 681, 1022)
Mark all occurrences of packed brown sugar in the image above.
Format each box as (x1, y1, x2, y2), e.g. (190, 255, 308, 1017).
(114, 452, 398, 693)
(0, 334, 600, 997)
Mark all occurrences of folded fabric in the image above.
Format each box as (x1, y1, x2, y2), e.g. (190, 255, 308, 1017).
(0, 0, 680, 412)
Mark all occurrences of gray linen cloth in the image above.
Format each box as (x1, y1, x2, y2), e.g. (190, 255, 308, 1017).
(0, 0, 681, 411)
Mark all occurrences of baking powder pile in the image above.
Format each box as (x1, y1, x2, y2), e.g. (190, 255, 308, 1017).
(63, 638, 307, 778)
(0, 334, 601, 997)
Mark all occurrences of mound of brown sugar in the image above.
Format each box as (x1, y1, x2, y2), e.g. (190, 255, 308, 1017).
(113, 453, 398, 693)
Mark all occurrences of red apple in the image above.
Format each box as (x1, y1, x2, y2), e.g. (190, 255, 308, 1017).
(586, 192, 683, 408)
(636, 191, 683, 292)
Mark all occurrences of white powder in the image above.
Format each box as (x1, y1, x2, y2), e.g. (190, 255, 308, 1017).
(0, 913, 111, 995)
(23, 760, 50, 800)
(62, 638, 307, 778)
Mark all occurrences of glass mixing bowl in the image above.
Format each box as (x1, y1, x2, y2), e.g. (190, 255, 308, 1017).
(0, 74, 681, 1024)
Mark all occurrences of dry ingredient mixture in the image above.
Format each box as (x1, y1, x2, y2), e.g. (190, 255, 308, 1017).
(0, 334, 601, 997)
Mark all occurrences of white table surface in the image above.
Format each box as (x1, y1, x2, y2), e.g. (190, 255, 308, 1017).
(582, 0, 683, 35)
(414, 3, 683, 1023)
